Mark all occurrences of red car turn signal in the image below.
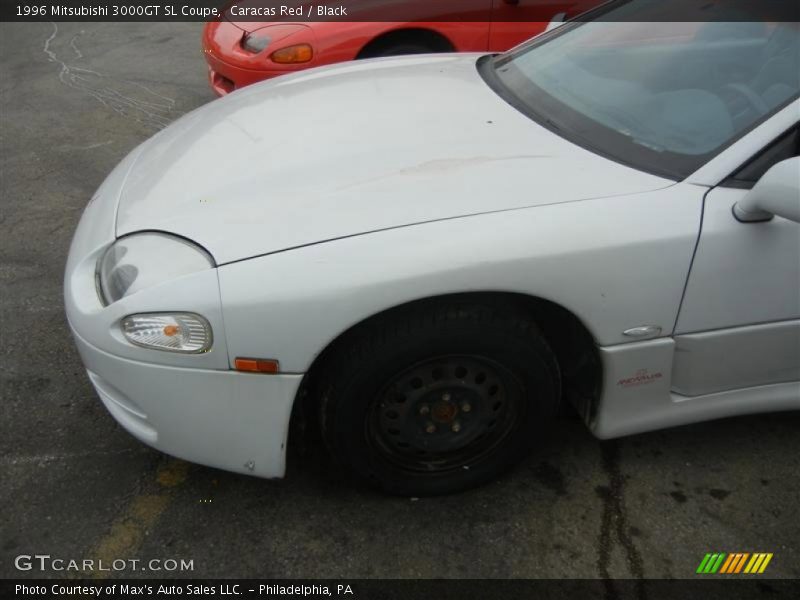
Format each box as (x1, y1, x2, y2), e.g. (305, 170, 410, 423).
(270, 44, 313, 64)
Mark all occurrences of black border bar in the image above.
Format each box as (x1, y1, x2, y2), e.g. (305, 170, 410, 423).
(3, 0, 800, 23)
(4, 579, 800, 600)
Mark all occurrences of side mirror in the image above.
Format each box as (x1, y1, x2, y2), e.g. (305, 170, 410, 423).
(733, 157, 800, 223)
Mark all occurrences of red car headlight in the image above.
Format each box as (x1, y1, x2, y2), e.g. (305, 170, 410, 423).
(242, 32, 272, 53)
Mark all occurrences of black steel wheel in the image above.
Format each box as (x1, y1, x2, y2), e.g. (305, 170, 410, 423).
(368, 355, 522, 473)
(317, 299, 560, 496)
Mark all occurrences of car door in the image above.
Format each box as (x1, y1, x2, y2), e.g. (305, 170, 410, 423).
(673, 125, 800, 396)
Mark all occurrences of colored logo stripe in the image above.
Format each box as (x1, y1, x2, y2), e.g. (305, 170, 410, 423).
(719, 553, 736, 573)
(697, 553, 726, 573)
(745, 553, 773, 574)
(699, 553, 773, 574)
(721, 553, 749, 573)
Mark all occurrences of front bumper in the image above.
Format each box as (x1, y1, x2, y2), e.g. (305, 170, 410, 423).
(71, 326, 302, 478)
(65, 148, 302, 478)
(205, 56, 288, 97)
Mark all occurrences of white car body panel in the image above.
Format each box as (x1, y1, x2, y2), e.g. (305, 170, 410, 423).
(114, 55, 671, 264)
(218, 183, 702, 370)
(64, 51, 800, 482)
(593, 338, 799, 439)
(676, 187, 800, 333)
(71, 328, 301, 478)
(673, 184, 800, 397)
(672, 322, 800, 396)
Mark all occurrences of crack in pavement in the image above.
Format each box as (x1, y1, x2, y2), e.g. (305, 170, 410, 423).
(43, 22, 177, 130)
(596, 441, 646, 600)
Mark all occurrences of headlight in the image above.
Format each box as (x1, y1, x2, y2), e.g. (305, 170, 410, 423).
(97, 232, 214, 305)
(242, 32, 272, 53)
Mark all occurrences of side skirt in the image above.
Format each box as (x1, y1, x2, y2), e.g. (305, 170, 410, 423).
(591, 338, 800, 439)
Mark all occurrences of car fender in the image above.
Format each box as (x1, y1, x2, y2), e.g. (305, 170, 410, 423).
(217, 182, 702, 374)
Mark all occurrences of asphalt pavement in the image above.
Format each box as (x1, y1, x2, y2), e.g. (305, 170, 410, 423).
(1, 22, 798, 581)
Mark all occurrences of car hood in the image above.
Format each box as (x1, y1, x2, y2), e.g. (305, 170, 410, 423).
(117, 54, 672, 264)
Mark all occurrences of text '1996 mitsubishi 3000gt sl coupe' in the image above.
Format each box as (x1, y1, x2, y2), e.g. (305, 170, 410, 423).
(66, 0, 800, 495)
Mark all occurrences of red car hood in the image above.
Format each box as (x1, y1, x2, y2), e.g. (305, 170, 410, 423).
(224, 20, 273, 34)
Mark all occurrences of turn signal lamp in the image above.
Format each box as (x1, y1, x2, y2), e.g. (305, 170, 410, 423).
(234, 358, 280, 373)
(122, 313, 212, 353)
(270, 44, 313, 64)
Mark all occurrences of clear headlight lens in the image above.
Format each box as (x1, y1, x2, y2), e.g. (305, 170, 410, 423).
(242, 33, 271, 53)
(97, 233, 214, 305)
(122, 313, 212, 353)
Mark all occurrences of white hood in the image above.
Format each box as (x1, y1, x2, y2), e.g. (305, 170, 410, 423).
(116, 54, 671, 264)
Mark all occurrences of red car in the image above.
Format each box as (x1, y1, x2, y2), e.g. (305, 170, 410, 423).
(203, 1, 601, 96)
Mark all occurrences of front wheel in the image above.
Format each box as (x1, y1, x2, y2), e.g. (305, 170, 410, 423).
(317, 301, 560, 496)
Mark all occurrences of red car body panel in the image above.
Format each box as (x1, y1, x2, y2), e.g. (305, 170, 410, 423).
(202, 1, 601, 96)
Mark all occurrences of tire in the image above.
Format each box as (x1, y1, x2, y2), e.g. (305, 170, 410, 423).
(317, 300, 560, 496)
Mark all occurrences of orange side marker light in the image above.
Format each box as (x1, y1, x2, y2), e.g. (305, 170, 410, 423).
(234, 358, 280, 374)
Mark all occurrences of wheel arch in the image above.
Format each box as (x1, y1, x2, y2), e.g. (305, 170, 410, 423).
(293, 291, 603, 437)
(356, 27, 456, 58)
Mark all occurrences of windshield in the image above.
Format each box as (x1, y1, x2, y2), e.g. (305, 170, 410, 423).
(486, 0, 800, 179)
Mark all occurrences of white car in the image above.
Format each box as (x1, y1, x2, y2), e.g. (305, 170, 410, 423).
(65, 1, 800, 495)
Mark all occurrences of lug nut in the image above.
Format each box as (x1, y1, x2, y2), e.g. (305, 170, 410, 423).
(442, 392, 451, 402)
(461, 402, 471, 413)
(419, 405, 430, 416)
(425, 423, 436, 434)
(451, 422, 461, 433)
